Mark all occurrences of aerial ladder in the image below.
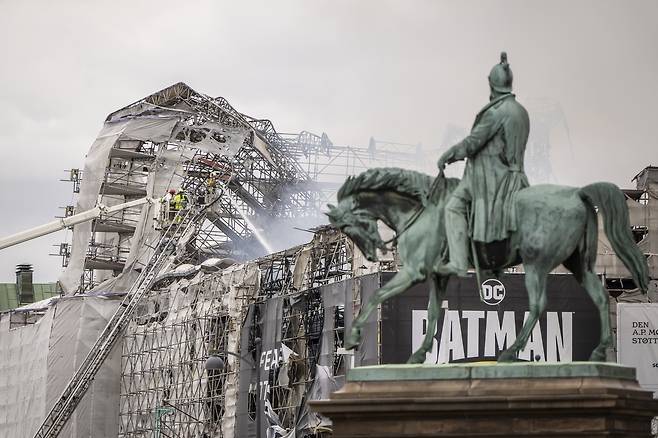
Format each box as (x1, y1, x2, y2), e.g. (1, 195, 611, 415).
(0, 195, 201, 438)
(0, 166, 244, 437)
(0, 197, 157, 250)
(29, 204, 199, 438)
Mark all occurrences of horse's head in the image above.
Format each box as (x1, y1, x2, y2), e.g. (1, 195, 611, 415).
(327, 168, 458, 262)
(326, 198, 385, 262)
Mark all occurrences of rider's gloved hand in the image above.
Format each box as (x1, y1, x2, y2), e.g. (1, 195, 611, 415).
(437, 150, 452, 170)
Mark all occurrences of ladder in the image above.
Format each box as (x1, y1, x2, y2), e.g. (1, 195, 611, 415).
(33, 208, 198, 438)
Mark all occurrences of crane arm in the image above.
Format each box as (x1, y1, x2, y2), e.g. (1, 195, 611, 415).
(0, 197, 157, 250)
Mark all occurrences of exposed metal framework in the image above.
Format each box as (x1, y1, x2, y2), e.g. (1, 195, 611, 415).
(55, 83, 426, 292)
(257, 228, 354, 433)
(117, 226, 368, 437)
(41, 82, 423, 434)
(120, 272, 251, 437)
(35, 206, 200, 438)
(259, 226, 354, 296)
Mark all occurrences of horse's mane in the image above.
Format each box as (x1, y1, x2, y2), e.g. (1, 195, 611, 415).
(337, 168, 435, 205)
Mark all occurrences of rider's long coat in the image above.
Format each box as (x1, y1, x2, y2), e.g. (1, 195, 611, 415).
(448, 93, 530, 243)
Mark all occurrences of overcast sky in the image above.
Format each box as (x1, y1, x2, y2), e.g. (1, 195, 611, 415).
(0, 0, 656, 282)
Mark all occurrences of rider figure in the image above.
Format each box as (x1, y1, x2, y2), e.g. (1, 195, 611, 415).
(437, 52, 530, 277)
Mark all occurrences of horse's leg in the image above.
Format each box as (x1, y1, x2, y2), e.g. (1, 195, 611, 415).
(581, 270, 611, 361)
(562, 239, 612, 361)
(345, 268, 422, 350)
(498, 265, 548, 362)
(407, 275, 448, 364)
(564, 259, 611, 361)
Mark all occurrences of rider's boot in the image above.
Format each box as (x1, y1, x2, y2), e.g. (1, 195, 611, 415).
(436, 196, 470, 277)
(436, 262, 468, 277)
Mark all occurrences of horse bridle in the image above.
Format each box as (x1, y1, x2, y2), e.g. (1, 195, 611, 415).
(380, 171, 445, 247)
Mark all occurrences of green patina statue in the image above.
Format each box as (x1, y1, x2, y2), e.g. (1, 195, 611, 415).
(437, 52, 529, 278)
(327, 53, 649, 363)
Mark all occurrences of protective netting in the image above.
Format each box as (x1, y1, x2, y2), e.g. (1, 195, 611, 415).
(0, 296, 122, 437)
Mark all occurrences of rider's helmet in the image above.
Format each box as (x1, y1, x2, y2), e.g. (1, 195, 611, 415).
(168, 188, 176, 195)
(488, 52, 513, 93)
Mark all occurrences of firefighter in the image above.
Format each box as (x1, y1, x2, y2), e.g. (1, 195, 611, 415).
(205, 173, 217, 204)
(172, 189, 188, 223)
(172, 190, 188, 210)
(165, 188, 177, 222)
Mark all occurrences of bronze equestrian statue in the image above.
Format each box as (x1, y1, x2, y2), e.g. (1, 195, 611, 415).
(327, 53, 648, 363)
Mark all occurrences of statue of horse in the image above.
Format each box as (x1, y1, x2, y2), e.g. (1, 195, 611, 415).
(327, 168, 649, 363)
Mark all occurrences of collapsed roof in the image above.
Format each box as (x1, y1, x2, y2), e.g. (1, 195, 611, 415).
(59, 82, 327, 294)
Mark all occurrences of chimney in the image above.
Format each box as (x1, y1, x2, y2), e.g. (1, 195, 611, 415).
(16, 264, 34, 305)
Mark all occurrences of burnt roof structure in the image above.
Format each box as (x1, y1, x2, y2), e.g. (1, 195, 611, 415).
(59, 83, 330, 293)
(57, 83, 425, 294)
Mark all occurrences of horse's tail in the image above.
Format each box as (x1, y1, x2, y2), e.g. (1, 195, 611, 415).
(578, 182, 649, 293)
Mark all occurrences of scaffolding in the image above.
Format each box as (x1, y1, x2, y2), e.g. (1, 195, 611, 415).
(119, 263, 260, 437)
(46, 81, 432, 435)
(56, 83, 316, 291)
(4, 67, 657, 437)
(117, 224, 383, 438)
(55, 83, 427, 293)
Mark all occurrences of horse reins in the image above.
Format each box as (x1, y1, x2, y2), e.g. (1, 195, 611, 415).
(381, 170, 445, 247)
(377, 169, 487, 303)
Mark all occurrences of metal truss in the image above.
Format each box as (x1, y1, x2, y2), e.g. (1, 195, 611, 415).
(117, 226, 358, 438)
(58, 82, 424, 293)
(119, 264, 259, 438)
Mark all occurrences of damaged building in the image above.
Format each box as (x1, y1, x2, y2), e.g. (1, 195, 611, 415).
(0, 83, 656, 437)
(0, 83, 415, 437)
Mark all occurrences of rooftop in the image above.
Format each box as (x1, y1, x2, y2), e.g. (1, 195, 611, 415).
(0, 283, 59, 312)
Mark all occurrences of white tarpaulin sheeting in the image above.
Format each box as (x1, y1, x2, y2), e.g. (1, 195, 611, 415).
(58, 116, 180, 294)
(0, 310, 53, 437)
(170, 121, 248, 157)
(46, 297, 123, 437)
(252, 133, 274, 165)
(617, 303, 658, 395)
(122, 147, 190, 272)
(59, 122, 128, 293)
(0, 297, 122, 437)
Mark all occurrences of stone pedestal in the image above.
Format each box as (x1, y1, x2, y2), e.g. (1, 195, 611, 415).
(310, 363, 658, 437)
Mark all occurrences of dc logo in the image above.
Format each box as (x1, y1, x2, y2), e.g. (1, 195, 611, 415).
(481, 279, 505, 305)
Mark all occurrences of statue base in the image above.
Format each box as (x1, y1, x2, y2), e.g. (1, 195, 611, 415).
(310, 362, 658, 437)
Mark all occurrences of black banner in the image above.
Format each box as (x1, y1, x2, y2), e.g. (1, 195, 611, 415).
(235, 274, 382, 437)
(380, 273, 600, 363)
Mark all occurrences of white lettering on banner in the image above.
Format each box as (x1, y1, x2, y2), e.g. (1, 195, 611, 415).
(437, 310, 465, 362)
(411, 309, 574, 363)
(462, 310, 485, 358)
(547, 311, 572, 362)
(412, 310, 438, 359)
(260, 347, 283, 372)
(248, 381, 269, 400)
(518, 312, 544, 361)
(264, 350, 272, 370)
(484, 311, 516, 357)
(255, 347, 285, 399)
